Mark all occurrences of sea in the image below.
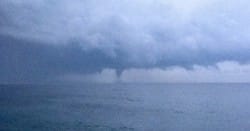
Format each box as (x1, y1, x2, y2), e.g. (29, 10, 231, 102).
(1, 83, 250, 131)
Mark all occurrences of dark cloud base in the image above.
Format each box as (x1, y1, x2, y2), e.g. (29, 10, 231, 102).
(1, 35, 250, 83)
(0, 36, 118, 83)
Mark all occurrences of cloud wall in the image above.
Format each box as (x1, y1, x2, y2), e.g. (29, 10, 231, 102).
(1, 0, 250, 83)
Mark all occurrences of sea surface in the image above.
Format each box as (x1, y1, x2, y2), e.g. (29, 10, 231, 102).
(1, 83, 250, 131)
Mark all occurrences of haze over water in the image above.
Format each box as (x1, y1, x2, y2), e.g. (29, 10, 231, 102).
(1, 83, 250, 131)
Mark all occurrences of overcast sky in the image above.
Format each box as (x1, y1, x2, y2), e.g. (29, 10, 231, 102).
(1, 0, 250, 83)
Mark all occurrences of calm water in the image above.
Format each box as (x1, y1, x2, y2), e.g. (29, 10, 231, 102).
(1, 84, 250, 131)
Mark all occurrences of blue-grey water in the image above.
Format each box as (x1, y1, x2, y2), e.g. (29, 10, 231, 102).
(1, 84, 250, 131)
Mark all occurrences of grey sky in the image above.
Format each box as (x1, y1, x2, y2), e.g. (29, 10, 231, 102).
(1, 0, 250, 83)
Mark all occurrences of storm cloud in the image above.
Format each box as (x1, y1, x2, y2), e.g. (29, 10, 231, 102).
(1, 0, 250, 83)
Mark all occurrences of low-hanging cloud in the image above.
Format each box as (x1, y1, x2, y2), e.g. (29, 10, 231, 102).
(1, 0, 250, 83)
(59, 61, 250, 83)
(121, 61, 250, 83)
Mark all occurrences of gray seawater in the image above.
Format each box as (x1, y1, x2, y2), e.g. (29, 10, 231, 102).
(1, 84, 250, 131)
